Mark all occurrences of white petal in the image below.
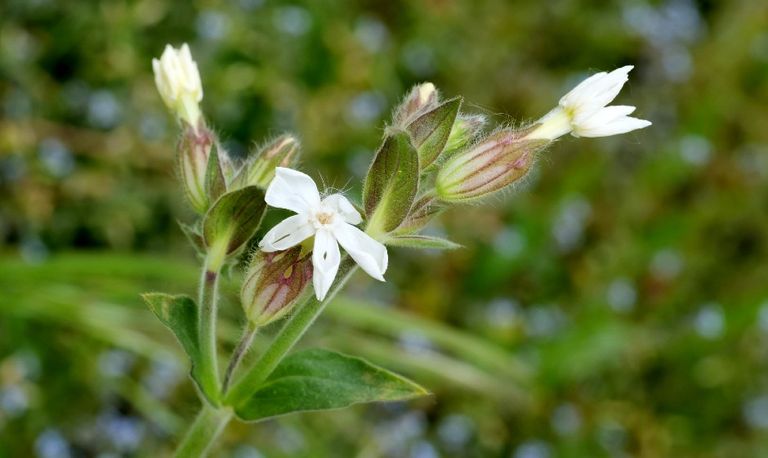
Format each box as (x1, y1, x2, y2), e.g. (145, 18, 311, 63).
(322, 194, 362, 225)
(333, 223, 388, 281)
(312, 229, 341, 301)
(259, 214, 315, 252)
(562, 66, 633, 113)
(586, 66, 632, 109)
(560, 71, 608, 107)
(575, 116, 652, 138)
(575, 105, 636, 130)
(265, 167, 321, 214)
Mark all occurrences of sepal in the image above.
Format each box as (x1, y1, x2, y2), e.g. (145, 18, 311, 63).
(406, 97, 461, 169)
(436, 128, 549, 202)
(362, 131, 420, 235)
(204, 144, 227, 205)
(203, 186, 267, 258)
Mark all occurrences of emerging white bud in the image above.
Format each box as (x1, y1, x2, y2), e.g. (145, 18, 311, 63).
(416, 83, 437, 106)
(393, 82, 439, 126)
(152, 44, 203, 129)
(528, 66, 651, 140)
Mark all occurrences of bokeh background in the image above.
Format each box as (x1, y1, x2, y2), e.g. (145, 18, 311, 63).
(2, 0, 768, 456)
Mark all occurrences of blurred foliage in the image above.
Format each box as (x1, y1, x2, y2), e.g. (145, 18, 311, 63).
(1, 0, 768, 456)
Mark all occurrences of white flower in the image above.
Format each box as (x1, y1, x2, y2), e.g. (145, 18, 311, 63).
(259, 168, 388, 301)
(152, 44, 203, 128)
(528, 66, 651, 140)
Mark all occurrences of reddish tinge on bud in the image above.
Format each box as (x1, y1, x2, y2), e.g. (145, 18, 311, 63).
(178, 124, 214, 213)
(435, 128, 549, 202)
(240, 247, 313, 327)
(393, 83, 439, 127)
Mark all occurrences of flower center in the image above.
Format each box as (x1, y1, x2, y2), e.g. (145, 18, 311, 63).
(311, 208, 337, 229)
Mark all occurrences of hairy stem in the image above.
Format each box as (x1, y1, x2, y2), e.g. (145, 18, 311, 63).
(198, 249, 225, 404)
(224, 261, 357, 407)
(221, 322, 258, 394)
(176, 259, 356, 455)
(174, 405, 232, 458)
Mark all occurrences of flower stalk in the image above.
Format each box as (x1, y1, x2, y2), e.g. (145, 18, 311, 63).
(221, 322, 258, 394)
(224, 261, 357, 407)
(196, 248, 225, 405)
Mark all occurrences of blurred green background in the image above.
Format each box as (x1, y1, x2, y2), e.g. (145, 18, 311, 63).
(2, 0, 768, 456)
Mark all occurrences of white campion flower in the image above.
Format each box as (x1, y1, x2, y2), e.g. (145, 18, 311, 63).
(528, 66, 651, 140)
(152, 43, 203, 128)
(259, 168, 388, 301)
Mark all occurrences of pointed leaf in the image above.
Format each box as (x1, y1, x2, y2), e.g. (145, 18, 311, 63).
(141, 293, 219, 403)
(362, 131, 419, 234)
(203, 186, 267, 255)
(387, 234, 462, 250)
(235, 348, 428, 422)
(205, 144, 227, 205)
(407, 97, 461, 168)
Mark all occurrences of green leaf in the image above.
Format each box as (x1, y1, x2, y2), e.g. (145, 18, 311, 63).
(386, 234, 462, 250)
(141, 293, 219, 404)
(203, 186, 267, 255)
(362, 131, 420, 234)
(205, 144, 227, 205)
(234, 348, 428, 421)
(407, 97, 461, 168)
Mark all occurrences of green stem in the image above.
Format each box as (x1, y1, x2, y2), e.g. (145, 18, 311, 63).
(174, 404, 232, 458)
(224, 262, 358, 406)
(198, 254, 222, 403)
(221, 322, 258, 394)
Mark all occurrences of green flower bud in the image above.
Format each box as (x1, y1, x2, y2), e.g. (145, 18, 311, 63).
(233, 135, 300, 190)
(445, 114, 487, 153)
(178, 124, 214, 213)
(435, 128, 549, 203)
(177, 123, 238, 214)
(241, 247, 313, 326)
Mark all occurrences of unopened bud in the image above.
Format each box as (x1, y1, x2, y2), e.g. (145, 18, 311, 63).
(233, 135, 301, 189)
(445, 114, 487, 152)
(241, 247, 313, 326)
(152, 44, 203, 129)
(435, 128, 548, 202)
(179, 125, 214, 212)
(394, 82, 439, 126)
(177, 124, 235, 213)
